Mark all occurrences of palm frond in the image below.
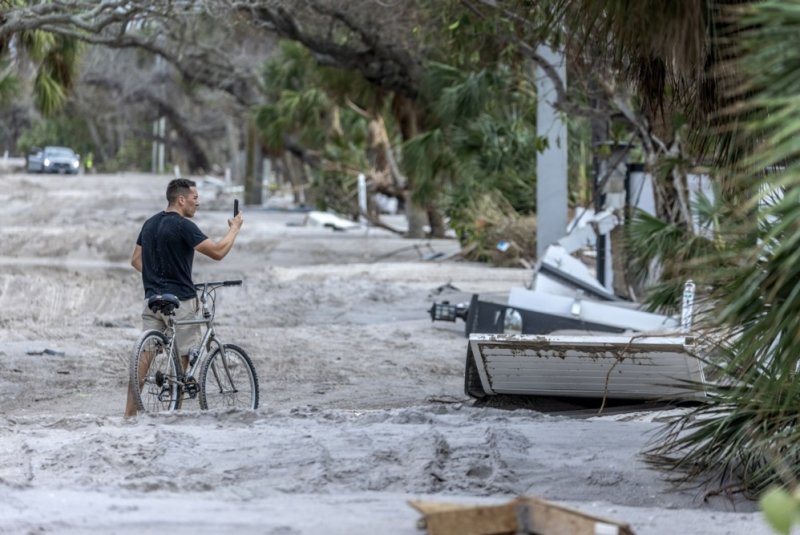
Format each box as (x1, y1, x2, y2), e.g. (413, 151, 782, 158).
(642, 0, 800, 495)
(0, 70, 20, 104)
(33, 66, 66, 117)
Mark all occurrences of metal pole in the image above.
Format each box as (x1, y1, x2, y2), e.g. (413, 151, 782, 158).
(158, 117, 166, 174)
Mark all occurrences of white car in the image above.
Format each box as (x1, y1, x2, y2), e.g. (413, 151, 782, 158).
(27, 146, 81, 174)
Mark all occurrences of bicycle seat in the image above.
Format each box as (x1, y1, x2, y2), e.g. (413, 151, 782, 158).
(147, 294, 180, 315)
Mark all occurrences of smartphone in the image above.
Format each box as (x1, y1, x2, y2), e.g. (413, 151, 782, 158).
(233, 199, 239, 217)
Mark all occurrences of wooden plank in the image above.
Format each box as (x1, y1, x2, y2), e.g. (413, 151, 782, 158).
(409, 497, 636, 535)
(408, 500, 517, 535)
(515, 497, 636, 535)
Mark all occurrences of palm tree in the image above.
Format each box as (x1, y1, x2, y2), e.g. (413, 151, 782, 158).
(257, 41, 382, 216)
(642, 0, 800, 495)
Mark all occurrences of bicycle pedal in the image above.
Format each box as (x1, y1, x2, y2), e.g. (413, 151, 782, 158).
(184, 378, 199, 399)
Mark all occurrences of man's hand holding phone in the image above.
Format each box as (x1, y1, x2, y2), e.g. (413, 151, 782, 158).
(229, 199, 243, 231)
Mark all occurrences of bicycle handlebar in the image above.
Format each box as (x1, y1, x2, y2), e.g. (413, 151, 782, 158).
(194, 280, 242, 290)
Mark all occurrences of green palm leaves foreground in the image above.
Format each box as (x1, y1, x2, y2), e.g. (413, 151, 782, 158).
(0, 25, 80, 116)
(639, 0, 800, 504)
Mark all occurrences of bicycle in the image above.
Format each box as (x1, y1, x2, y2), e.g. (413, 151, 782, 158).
(129, 279, 259, 413)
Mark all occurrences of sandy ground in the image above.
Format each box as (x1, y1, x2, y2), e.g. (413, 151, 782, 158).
(0, 172, 773, 534)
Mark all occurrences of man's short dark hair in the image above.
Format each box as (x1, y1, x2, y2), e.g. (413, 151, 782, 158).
(166, 178, 197, 204)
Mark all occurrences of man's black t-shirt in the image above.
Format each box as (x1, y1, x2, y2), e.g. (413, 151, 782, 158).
(137, 211, 208, 300)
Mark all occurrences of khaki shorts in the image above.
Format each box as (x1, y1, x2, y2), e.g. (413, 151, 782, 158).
(142, 297, 201, 356)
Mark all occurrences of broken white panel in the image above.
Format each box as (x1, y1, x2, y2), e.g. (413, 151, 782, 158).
(629, 167, 656, 216)
(304, 211, 361, 231)
(373, 192, 398, 214)
(508, 287, 678, 332)
(535, 245, 611, 298)
(557, 209, 619, 254)
(197, 175, 243, 195)
(566, 206, 594, 234)
(469, 333, 706, 400)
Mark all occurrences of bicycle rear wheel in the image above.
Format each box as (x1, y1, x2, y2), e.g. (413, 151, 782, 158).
(198, 344, 259, 410)
(130, 330, 181, 413)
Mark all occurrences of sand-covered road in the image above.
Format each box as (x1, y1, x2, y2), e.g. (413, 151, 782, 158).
(0, 172, 771, 534)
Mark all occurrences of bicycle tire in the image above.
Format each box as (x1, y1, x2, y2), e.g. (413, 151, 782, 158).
(130, 330, 182, 413)
(198, 343, 259, 410)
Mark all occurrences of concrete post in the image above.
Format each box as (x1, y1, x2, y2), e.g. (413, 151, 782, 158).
(535, 46, 568, 260)
(357, 173, 367, 224)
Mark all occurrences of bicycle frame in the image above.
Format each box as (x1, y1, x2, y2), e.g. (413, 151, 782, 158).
(162, 280, 240, 394)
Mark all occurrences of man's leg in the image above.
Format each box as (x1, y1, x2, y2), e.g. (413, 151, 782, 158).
(175, 297, 200, 374)
(124, 350, 154, 417)
(126, 301, 166, 417)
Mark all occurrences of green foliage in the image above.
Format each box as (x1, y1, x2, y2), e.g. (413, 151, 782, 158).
(257, 87, 333, 150)
(761, 487, 800, 535)
(17, 112, 92, 157)
(22, 31, 82, 116)
(257, 40, 373, 211)
(101, 137, 151, 173)
(0, 71, 19, 105)
(402, 60, 541, 249)
(568, 116, 592, 206)
(405, 3, 600, 252)
(262, 41, 315, 93)
(418, 0, 552, 67)
(34, 66, 67, 117)
(643, 0, 800, 497)
(626, 186, 738, 313)
(445, 189, 536, 266)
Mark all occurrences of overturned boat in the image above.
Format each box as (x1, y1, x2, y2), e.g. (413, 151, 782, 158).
(465, 332, 706, 401)
(455, 279, 705, 402)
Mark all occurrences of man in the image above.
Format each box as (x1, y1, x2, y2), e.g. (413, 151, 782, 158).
(125, 178, 243, 417)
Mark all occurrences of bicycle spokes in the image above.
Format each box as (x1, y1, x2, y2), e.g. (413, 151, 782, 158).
(200, 347, 258, 410)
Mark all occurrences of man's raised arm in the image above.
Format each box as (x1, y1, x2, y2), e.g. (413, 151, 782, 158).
(195, 214, 243, 261)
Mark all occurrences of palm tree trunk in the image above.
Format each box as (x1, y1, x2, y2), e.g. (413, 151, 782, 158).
(427, 205, 446, 238)
(391, 93, 426, 238)
(405, 194, 428, 238)
(225, 117, 240, 184)
(244, 119, 263, 206)
(610, 225, 629, 297)
(282, 152, 307, 206)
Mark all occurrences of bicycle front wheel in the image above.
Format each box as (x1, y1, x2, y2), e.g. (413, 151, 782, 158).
(130, 330, 181, 413)
(198, 344, 259, 410)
